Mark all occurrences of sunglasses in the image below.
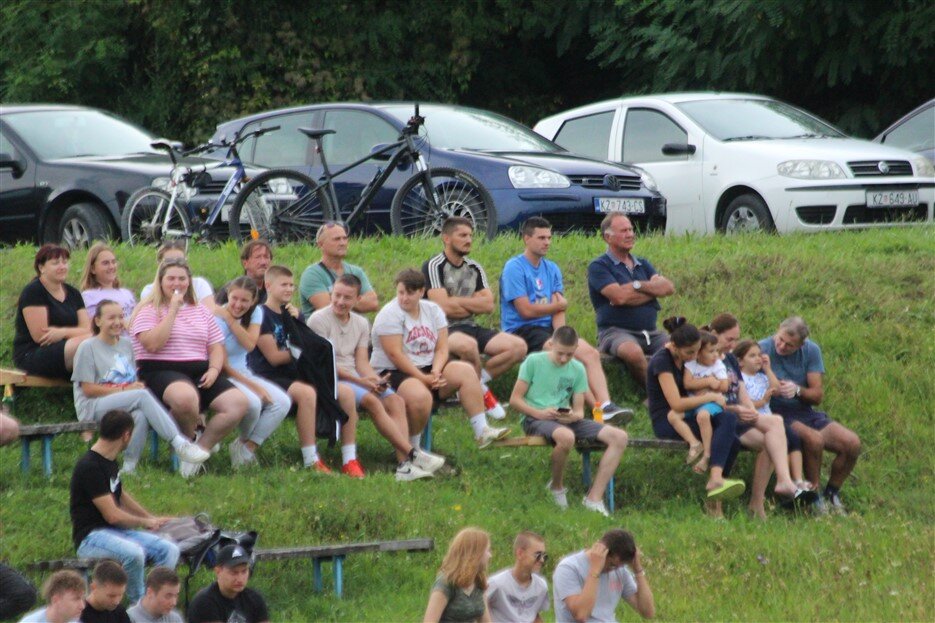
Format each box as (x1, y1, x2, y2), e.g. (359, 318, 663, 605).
(533, 551, 548, 563)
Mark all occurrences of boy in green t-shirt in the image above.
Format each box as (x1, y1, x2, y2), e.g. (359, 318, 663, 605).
(510, 326, 629, 517)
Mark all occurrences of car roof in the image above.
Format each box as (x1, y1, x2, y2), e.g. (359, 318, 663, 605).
(538, 92, 773, 119)
(0, 103, 94, 115)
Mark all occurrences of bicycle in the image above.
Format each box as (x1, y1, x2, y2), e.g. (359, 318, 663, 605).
(122, 126, 326, 246)
(227, 104, 497, 242)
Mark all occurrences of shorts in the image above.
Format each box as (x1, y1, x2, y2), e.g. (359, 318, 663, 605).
(510, 325, 553, 353)
(773, 403, 834, 431)
(14, 342, 69, 380)
(382, 366, 441, 405)
(343, 381, 395, 407)
(137, 360, 236, 409)
(523, 416, 605, 442)
(685, 402, 723, 421)
(449, 324, 499, 353)
(598, 327, 667, 357)
(265, 375, 300, 393)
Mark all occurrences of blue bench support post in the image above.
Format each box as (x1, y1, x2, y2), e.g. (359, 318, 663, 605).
(334, 556, 344, 597)
(580, 450, 615, 513)
(421, 412, 434, 453)
(313, 559, 323, 592)
(41, 435, 54, 477)
(20, 439, 30, 473)
(147, 430, 179, 472)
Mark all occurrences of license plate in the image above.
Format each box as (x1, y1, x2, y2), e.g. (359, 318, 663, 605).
(594, 197, 645, 214)
(866, 189, 918, 208)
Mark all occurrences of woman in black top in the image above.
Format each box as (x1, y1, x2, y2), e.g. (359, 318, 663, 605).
(646, 317, 744, 503)
(13, 244, 92, 379)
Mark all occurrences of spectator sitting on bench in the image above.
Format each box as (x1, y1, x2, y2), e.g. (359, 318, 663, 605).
(139, 241, 215, 311)
(80, 560, 131, 623)
(187, 545, 269, 623)
(131, 258, 249, 478)
(307, 273, 445, 481)
(423, 527, 492, 623)
(509, 326, 629, 517)
(70, 410, 180, 605)
(500, 217, 630, 422)
(215, 239, 273, 306)
(247, 265, 363, 477)
(14, 244, 92, 381)
(371, 269, 509, 450)
(673, 331, 728, 473)
(485, 531, 550, 623)
(18, 569, 86, 623)
(299, 221, 379, 316)
(80, 243, 136, 322)
(127, 567, 183, 623)
(73, 300, 209, 474)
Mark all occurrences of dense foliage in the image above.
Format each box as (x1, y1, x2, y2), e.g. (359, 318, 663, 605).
(2, 0, 933, 141)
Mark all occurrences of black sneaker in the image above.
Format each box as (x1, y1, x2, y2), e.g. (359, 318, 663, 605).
(602, 402, 634, 425)
(825, 491, 847, 515)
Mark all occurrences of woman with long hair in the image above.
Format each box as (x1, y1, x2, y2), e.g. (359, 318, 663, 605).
(424, 527, 493, 623)
(79, 242, 136, 320)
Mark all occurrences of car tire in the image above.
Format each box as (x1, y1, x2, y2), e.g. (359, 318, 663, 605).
(720, 193, 775, 234)
(59, 203, 113, 249)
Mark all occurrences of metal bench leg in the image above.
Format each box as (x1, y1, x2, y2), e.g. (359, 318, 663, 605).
(20, 438, 30, 473)
(150, 429, 159, 461)
(581, 450, 592, 489)
(422, 412, 433, 452)
(313, 558, 323, 592)
(334, 555, 344, 598)
(171, 452, 179, 472)
(606, 475, 615, 513)
(42, 435, 53, 477)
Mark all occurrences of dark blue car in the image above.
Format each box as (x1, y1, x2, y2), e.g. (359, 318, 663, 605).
(210, 103, 666, 236)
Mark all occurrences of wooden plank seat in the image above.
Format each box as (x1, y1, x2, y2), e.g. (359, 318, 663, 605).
(29, 538, 434, 599)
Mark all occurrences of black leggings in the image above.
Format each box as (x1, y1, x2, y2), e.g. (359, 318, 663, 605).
(652, 409, 739, 472)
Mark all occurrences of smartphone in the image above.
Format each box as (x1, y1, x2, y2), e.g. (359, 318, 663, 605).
(557, 407, 570, 414)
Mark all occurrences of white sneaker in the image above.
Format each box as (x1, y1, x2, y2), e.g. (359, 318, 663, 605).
(547, 480, 568, 509)
(229, 438, 256, 468)
(582, 496, 611, 517)
(194, 428, 220, 454)
(120, 461, 138, 476)
(412, 449, 445, 474)
(179, 460, 206, 479)
(395, 461, 433, 482)
(476, 425, 510, 449)
(177, 441, 210, 464)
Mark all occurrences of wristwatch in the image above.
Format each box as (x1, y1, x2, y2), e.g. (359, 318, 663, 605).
(632, 280, 643, 291)
(795, 385, 802, 397)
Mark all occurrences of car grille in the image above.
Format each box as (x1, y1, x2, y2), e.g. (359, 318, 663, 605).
(796, 205, 837, 225)
(568, 174, 642, 190)
(843, 203, 928, 224)
(847, 160, 913, 177)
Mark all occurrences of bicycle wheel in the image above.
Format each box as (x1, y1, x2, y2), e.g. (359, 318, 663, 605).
(121, 187, 192, 247)
(391, 168, 497, 239)
(229, 169, 334, 243)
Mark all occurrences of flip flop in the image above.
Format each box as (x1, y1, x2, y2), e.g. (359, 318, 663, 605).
(706, 479, 746, 501)
(686, 443, 704, 465)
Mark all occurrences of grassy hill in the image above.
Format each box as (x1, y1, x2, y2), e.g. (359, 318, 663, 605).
(1, 227, 932, 621)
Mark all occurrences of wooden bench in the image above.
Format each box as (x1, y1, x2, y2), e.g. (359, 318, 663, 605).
(29, 537, 434, 599)
(494, 436, 687, 512)
(18, 421, 97, 476)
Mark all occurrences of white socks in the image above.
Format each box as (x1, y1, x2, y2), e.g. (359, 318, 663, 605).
(469, 413, 488, 437)
(341, 444, 357, 465)
(301, 445, 319, 466)
(410, 434, 422, 448)
(480, 369, 492, 384)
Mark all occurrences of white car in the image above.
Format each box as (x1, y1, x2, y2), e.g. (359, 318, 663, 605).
(534, 93, 935, 234)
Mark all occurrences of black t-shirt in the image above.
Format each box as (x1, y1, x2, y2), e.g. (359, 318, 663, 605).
(13, 278, 85, 360)
(246, 305, 303, 380)
(188, 582, 269, 623)
(70, 450, 121, 549)
(80, 603, 131, 623)
(646, 347, 686, 421)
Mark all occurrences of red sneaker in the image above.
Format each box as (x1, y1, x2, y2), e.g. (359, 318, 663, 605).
(310, 459, 332, 474)
(341, 459, 366, 479)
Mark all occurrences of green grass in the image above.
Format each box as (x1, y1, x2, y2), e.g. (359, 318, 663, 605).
(1, 227, 933, 621)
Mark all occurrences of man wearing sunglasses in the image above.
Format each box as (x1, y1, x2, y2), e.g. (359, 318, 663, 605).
(486, 531, 550, 623)
(553, 529, 655, 622)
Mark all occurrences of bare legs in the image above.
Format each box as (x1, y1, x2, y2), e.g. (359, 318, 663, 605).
(547, 425, 628, 504)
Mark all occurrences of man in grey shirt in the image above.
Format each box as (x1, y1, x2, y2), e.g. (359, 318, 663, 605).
(127, 568, 183, 623)
(553, 529, 655, 622)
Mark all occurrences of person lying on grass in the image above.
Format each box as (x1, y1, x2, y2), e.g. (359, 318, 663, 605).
(509, 325, 629, 518)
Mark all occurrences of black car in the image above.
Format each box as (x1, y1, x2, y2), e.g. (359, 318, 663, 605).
(0, 104, 229, 248)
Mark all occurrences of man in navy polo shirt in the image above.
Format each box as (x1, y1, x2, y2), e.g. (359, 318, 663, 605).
(588, 213, 675, 386)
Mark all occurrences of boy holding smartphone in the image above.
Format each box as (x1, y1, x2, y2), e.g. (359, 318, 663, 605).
(509, 326, 629, 517)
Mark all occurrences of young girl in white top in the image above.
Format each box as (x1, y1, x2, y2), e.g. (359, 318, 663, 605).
(79, 242, 136, 321)
(214, 276, 290, 467)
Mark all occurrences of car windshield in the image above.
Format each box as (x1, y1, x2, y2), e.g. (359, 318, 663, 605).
(3, 109, 156, 159)
(675, 98, 844, 141)
(382, 105, 562, 152)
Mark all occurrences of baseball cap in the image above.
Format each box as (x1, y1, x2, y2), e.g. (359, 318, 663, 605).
(215, 544, 251, 568)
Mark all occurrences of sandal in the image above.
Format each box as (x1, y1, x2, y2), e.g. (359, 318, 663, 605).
(707, 479, 746, 501)
(686, 442, 704, 465)
(692, 455, 710, 474)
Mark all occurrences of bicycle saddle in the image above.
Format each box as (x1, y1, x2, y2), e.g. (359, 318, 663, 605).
(298, 127, 336, 140)
(149, 139, 178, 153)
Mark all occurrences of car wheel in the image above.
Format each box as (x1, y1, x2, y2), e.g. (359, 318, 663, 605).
(721, 193, 775, 234)
(59, 203, 113, 249)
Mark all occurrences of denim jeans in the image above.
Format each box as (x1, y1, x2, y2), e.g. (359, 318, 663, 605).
(77, 528, 180, 603)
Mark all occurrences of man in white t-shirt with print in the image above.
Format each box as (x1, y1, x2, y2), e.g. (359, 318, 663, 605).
(486, 531, 550, 623)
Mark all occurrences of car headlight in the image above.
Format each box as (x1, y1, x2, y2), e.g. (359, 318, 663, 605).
(911, 156, 935, 178)
(631, 167, 658, 191)
(508, 166, 570, 189)
(777, 160, 847, 179)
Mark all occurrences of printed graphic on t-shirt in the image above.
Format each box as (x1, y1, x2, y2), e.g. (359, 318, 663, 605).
(405, 325, 437, 358)
(226, 611, 247, 623)
(100, 353, 136, 385)
(506, 593, 542, 614)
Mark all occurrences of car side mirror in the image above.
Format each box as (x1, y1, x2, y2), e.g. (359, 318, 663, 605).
(370, 143, 393, 161)
(0, 152, 24, 178)
(662, 143, 697, 156)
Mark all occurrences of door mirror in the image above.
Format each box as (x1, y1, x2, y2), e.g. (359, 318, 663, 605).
(662, 143, 696, 156)
(0, 152, 24, 178)
(370, 143, 393, 161)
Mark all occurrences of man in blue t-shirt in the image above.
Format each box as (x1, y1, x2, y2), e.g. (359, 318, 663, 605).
(759, 316, 861, 514)
(500, 217, 631, 422)
(587, 213, 674, 386)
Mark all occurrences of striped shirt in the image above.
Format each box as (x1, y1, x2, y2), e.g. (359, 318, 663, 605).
(421, 253, 489, 326)
(130, 303, 224, 362)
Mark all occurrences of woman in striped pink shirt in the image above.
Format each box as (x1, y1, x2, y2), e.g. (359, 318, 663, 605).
(130, 258, 248, 477)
